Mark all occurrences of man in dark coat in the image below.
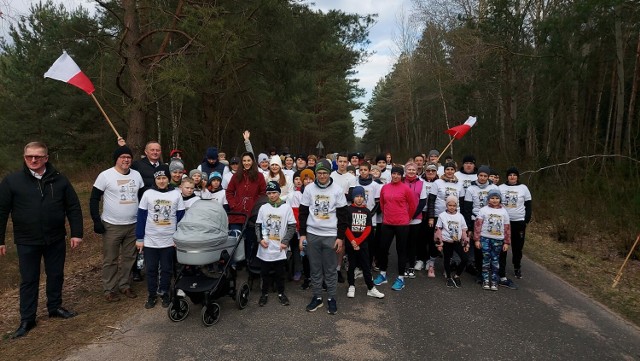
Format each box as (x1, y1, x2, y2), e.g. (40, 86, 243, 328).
(0, 142, 83, 339)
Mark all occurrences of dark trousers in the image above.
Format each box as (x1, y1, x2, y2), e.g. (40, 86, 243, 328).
(260, 259, 287, 295)
(369, 225, 381, 267)
(443, 242, 468, 278)
(346, 237, 374, 289)
(144, 246, 175, 296)
(406, 223, 422, 267)
(378, 224, 410, 275)
(17, 240, 66, 322)
(499, 221, 527, 277)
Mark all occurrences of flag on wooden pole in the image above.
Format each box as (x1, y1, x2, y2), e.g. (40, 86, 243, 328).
(44, 51, 95, 94)
(445, 116, 477, 139)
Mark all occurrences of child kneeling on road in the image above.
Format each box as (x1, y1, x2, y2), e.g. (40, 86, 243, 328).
(255, 181, 297, 306)
(435, 196, 469, 288)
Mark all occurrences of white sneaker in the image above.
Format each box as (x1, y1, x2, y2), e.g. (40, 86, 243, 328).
(414, 260, 424, 271)
(366, 287, 385, 299)
(354, 268, 363, 279)
(347, 285, 355, 298)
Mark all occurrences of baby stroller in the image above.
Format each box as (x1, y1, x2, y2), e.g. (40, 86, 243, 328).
(169, 201, 250, 326)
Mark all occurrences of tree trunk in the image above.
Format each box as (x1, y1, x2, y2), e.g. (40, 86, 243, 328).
(626, 32, 640, 156)
(613, 5, 625, 155)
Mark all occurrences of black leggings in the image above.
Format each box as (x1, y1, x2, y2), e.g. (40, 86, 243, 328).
(443, 242, 468, 278)
(260, 259, 286, 295)
(378, 224, 410, 275)
(406, 223, 422, 267)
(499, 221, 527, 277)
(346, 239, 374, 289)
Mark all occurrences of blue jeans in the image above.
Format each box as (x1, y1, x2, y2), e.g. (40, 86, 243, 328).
(144, 246, 175, 296)
(480, 236, 503, 284)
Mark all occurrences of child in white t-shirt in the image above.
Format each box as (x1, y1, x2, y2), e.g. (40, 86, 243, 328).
(473, 189, 510, 291)
(180, 178, 200, 210)
(435, 196, 469, 288)
(206, 171, 229, 211)
(255, 181, 297, 307)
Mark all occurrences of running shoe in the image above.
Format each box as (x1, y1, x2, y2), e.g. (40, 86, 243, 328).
(347, 286, 355, 298)
(278, 294, 290, 306)
(259, 294, 268, 307)
(391, 277, 405, 291)
(306, 297, 323, 312)
(490, 283, 498, 291)
(354, 268, 363, 279)
(327, 298, 337, 315)
(414, 260, 424, 271)
(367, 287, 385, 299)
(515, 268, 522, 279)
(452, 276, 462, 288)
(499, 278, 518, 290)
(407, 268, 416, 279)
(446, 278, 456, 288)
(427, 266, 435, 278)
(373, 274, 387, 286)
(482, 280, 490, 290)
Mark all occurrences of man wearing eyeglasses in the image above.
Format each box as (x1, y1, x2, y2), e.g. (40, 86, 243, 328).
(0, 141, 83, 339)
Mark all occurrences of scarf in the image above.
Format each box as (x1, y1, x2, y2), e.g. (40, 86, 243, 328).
(440, 173, 458, 183)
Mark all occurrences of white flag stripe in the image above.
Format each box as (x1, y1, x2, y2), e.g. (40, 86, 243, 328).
(44, 51, 81, 82)
(464, 116, 477, 127)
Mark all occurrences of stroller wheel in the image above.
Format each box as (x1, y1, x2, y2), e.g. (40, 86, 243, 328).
(236, 282, 250, 309)
(201, 303, 220, 326)
(167, 298, 189, 322)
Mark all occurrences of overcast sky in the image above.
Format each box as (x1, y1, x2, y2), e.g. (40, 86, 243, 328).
(1, 0, 414, 135)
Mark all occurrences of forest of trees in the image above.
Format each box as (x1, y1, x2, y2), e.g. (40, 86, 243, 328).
(0, 0, 373, 169)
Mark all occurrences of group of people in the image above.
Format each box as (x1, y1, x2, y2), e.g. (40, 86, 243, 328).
(0, 134, 532, 338)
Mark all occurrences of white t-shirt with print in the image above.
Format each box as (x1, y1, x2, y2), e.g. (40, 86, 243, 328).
(330, 171, 357, 195)
(359, 180, 382, 226)
(301, 181, 347, 237)
(256, 203, 296, 262)
(455, 171, 478, 191)
(465, 183, 499, 218)
(477, 206, 510, 241)
(93, 167, 143, 225)
(139, 189, 185, 248)
(499, 184, 532, 221)
(436, 211, 467, 243)
(430, 179, 465, 216)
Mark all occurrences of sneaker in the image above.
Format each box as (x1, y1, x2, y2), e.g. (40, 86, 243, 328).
(482, 280, 490, 290)
(293, 272, 302, 281)
(300, 279, 311, 290)
(161, 293, 171, 308)
(366, 287, 385, 299)
(259, 294, 268, 307)
(306, 297, 323, 312)
(499, 278, 518, 290)
(354, 269, 363, 279)
(347, 286, 355, 298)
(407, 268, 416, 279)
(446, 278, 456, 288)
(515, 268, 522, 279)
(452, 276, 462, 288)
(278, 294, 290, 306)
(414, 260, 424, 271)
(490, 283, 498, 291)
(373, 274, 387, 286)
(427, 266, 435, 278)
(391, 277, 405, 291)
(327, 298, 337, 315)
(144, 295, 157, 309)
(337, 271, 345, 283)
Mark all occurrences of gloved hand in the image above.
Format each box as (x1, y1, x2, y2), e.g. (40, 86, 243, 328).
(93, 220, 105, 234)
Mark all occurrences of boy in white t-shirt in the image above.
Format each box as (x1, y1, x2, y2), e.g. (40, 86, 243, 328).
(206, 171, 229, 211)
(255, 181, 297, 307)
(435, 196, 469, 288)
(473, 189, 510, 291)
(135, 165, 185, 309)
(180, 178, 200, 210)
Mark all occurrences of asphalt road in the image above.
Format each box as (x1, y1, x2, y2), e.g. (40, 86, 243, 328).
(65, 254, 640, 361)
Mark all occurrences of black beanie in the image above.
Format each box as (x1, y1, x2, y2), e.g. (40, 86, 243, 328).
(506, 166, 520, 177)
(391, 166, 404, 176)
(113, 146, 133, 163)
(462, 154, 476, 164)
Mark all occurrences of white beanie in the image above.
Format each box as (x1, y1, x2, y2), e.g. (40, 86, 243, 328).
(258, 153, 269, 163)
(269, 155, 282, 167)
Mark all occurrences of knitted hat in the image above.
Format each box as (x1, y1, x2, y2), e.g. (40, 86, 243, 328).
(445, 195, 458, 205)
(315, 159, 332, 173)
(487, 189, 502, 202)
(428, 149, 440, 157)
(113, 146, 133, 163)
(477, 165, 491, 175)
(189, 169, 204, 178)
(210, 171, 222, 181)
(391, 166, 404, 176)
(229, 156, 240, 164)
(352, 186, 365, 198)
(444, 162, 456, 170)
(269, 155, 282, 167)
(506, 166, 520, 177)
(425, 163, 438, 171)
(462, 154, 476, 164)
(154, 164, 170, 178)
(370, 165, 380, 172)
(374, 154, 387, 164)
(300, 168, 315, 181)
(169, 159, 184, 172)
(206, 147, 218, 160)
(266, 180, 281, 194)
(169, 149, 183, 158)
(258, 153, 269, 163)
(490, 167, 499, 176)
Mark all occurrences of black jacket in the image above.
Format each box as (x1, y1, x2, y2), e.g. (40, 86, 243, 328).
(0, 163, 83, 246)
(131, 158, 157, 196)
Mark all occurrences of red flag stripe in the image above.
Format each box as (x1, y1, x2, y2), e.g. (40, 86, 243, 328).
(67, 71, 95, 95)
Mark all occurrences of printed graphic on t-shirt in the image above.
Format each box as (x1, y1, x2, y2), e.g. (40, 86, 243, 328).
(445, 186, 459, 198)
(265, 214, 282, 241)
(462, 179, 472, 189)
(486, 214, 504, 236)
(351, 212, 367, 233)
(447, 220, 460, 241)
(118, 179, 139, 204)
(313, 195, 331, 220)
(152, 200, 173, 226)
(478, 190, 489, 207)
(504, 191, 518, 208)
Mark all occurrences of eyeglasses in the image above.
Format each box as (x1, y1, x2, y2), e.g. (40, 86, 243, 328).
(24, 155, 48, 161)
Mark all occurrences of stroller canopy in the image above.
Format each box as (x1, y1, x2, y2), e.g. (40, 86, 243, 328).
(174, 200, 229, 248)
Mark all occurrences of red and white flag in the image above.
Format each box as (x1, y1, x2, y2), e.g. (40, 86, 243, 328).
(445, 116, 477, 139)
(44, 51, 95, 94)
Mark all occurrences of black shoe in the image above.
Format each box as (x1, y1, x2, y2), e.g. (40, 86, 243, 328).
(48, 307, 77, 319)
(132, 272, 143, 282)
(337, 271, 345, 283)
(145, 295, 157, 309)
(515, 268, 522, 279)
(12, 320, 36, 339)
(161, 294, 171, 308)
(278, 294, 290, 306)
(300, 279, 310, 290)
(259, 294, 268, 307)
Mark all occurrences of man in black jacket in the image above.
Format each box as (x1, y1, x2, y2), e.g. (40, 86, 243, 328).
(0, 142, 83, 339)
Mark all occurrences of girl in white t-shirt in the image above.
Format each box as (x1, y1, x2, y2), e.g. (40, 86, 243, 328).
(473, 189, 510, 291)
(435, 196, 469, 288)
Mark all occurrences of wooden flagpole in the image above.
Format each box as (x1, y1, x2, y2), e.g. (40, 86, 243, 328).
(436, 133, 458, 162)
(612, 233, 640, 288)
(90, 93, 121, 139)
